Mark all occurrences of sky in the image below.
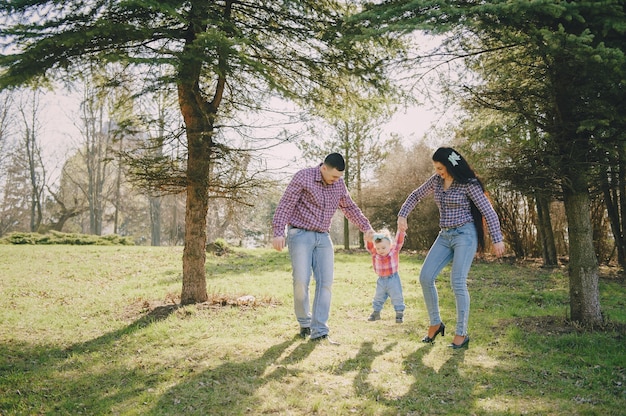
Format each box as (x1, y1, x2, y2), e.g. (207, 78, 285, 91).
(32, 31, 454, 181)
(36, 86, 452, 184)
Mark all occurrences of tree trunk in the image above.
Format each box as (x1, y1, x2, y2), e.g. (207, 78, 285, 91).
(602, 171, 625, 267)
(150, 196, 162, 246)
(177, 0, 225, 305)
(178, 84, 211, 304)
(113, 136, 123, 235)
(617, 144, 626, 267)
(562, 179, 602, 324)
(535, 191, 558, 267)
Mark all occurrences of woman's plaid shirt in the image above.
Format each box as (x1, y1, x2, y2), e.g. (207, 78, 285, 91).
(399, 174, 503, 244)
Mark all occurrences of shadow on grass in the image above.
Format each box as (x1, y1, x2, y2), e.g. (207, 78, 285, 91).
(2, 319, 625, 415)
(144, 337, 313, 415)
(0, 305, 179, 414)
(333, 340, 470, 415)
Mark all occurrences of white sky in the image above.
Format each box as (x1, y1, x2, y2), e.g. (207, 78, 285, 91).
(34, 31, 454, 181)
(36, 85, 453, 185)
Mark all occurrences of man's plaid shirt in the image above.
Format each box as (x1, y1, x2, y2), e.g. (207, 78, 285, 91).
(272, 164, 371, 237)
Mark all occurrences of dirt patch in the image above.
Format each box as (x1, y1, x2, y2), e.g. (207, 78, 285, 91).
(122, 292, 282, 322)
(196, 293, 282, 310)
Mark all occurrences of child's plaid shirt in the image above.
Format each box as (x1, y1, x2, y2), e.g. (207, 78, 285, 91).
(366, 231, 406, 278)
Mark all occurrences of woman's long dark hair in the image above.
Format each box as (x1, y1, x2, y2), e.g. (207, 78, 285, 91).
(432, 147, 487, 252)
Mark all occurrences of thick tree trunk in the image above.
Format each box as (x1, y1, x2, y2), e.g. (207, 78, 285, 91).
(562, 180, 602, 324)
(181, 159, 209, 304)
(177, 0, 222, 305)
(179, 115, 211, 303)
(178, 83, 211, 304)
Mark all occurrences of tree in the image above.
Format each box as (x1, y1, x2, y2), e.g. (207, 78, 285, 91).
(363, 140, 440, 251)
(1, 1, 393, 304)
(16, 89, 46, 232)
(0, 91, 13, 183)
(299, 95, 399, 249)
(75, 76, 117, 235)
(352, 0, 626, 324)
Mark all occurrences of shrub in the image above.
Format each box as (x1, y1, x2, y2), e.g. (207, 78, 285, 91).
(0, 231, 135, 245)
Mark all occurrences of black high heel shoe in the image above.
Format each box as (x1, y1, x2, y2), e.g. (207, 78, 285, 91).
(421, 322, 445, 343)
(449, 335, 470, 349)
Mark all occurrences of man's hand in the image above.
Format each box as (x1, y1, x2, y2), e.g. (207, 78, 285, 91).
(364, 228, 375, 243)
(272, 236, 285, 252)
(397, 216, 408, 232)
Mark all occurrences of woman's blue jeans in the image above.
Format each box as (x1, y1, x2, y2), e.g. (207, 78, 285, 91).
(287, 227, 334, 339)
(419, 222, 478, 336)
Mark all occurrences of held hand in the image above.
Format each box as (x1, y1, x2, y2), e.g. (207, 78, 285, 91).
(364, 229, 375, 243)
(397, 217, 408, 232)
(493, 241, 505, 258)
(272, 236, 285, 252)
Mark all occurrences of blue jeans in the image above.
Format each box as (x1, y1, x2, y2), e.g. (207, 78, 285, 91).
(287, 227, 334, 339)
(419, 222, 477, 336)
(372, 272, 405, 312)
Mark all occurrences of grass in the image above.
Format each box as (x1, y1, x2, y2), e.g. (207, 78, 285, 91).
(0, 245, 624, 415)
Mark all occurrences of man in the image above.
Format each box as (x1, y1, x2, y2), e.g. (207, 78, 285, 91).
(272, 153, 375, 343)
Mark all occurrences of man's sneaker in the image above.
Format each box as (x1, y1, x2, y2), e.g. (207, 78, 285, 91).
(395, 312, 404, 323)
(310, 334, 340, 345)
(368, 311, 381, 321)
(299, 327, 311, 338)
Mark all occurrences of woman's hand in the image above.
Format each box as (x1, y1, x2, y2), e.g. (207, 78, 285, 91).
(493, 241, 505, 257)
(397, 217, 408, 232)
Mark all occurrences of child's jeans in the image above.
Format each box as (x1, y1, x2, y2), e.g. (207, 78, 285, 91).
(372, 272, 405, 312)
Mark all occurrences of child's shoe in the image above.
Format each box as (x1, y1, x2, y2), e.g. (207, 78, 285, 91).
(395, 312, 404, 323)
(368, 311, 381, 321)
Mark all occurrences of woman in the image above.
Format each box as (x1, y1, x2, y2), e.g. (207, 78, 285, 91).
(397, 147, 505, 349)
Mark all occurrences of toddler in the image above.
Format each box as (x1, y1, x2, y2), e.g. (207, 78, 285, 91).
(366, 229, 406, 323)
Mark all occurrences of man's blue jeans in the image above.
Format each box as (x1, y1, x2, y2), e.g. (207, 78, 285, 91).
(287, 227, 334, 339)
(419, 222, 478, 336)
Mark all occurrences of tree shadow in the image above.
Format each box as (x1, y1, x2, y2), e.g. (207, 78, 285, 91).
(0, 304, 179, 414)
(388, 344, 470, 413)
(332, 341, 398, 397)
(331, 340, 470, 415)
(145, 338, 313, 415)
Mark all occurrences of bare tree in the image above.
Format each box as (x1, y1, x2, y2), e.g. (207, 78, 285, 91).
(16, 89, 46, 232)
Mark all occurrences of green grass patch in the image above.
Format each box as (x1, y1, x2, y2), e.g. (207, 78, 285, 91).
(0, 246, 624, 415)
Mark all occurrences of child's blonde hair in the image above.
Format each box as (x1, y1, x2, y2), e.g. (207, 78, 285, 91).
(373, 229, 393, 244)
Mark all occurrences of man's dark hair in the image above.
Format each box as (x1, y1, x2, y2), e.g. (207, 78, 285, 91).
(324, 153, 345, 171)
